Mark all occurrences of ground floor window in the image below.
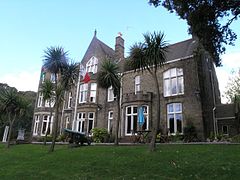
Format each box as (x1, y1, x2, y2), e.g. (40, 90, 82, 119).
(222, 125, 229, 135)
(108, 111, 113, 133)
(41, 115, 53, 136)
(125, 105, 149, 135)
(167, 103, 183, 134)
(33, 115, 39, 135)
(76, 112, 85, 133)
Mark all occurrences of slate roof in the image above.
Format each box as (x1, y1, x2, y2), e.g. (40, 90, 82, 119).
(165, 38, 198, 61)
(216, 104, 236, 118)
(81, 35, 115, 65)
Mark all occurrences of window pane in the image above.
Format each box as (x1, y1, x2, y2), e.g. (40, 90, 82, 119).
(171, 77, 177, 94)
(168, 114, 174, 133)
(176, 114, 182, 133)
(88, 112, 94, 119)
(175, 103, 182, 112)
(163, 70, 170, 78)
(133, 115, 137, 132)
(133, 107, 138, 114)
(223, 126, 228, 134)
(178, 76, 184, 94)
(88, 120, 93, 133)
(127, 116, 131, 133)
(171, 68, 176, 77)
(127, 107, 131, 114)
(164, 79, 171, 96)
(177, 68, 183, 76)
(167, 104, 174, 113)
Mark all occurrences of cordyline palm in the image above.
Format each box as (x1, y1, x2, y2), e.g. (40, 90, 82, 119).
(43, 46, 78, 152)
(129, 31, 168, 151)
(0, 88, 29, 148)
(40, 79, 55, 145)
(97, 59, 121, 145)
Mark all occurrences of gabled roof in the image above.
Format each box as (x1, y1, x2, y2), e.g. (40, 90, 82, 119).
(81, 34, 115, 65)
(165, 38, 198, 61)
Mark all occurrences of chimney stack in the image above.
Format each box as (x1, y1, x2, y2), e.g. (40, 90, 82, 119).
(115, 32, 124, 61)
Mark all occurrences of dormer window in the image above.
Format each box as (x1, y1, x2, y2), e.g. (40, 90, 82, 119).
(86, 56, 98, 74)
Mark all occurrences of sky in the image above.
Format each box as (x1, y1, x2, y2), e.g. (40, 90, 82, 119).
(0, 0, 239, 103)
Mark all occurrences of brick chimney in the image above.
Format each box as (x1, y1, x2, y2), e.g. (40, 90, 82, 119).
(115, 32, 124, 60)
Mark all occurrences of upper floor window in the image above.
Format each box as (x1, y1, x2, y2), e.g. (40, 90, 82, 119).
(163, 68, 184, 97)
(167, 103, 183, 135)
(90, 83, 97, 103)
(45, 98, 55, 108)
(50, 73, 56, 83)
(86, 56, 98, 74)
(37, 93, 43, 107)
(79, 83, 88, 103)
(135, 75, 141, 94)
(108, 86, 116, 102)
(67, 92, 72, 108)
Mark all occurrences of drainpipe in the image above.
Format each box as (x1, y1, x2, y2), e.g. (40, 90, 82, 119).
(72, 64, 81, 131)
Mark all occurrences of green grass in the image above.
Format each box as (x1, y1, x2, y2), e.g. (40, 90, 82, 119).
(0, 144, 240, 179)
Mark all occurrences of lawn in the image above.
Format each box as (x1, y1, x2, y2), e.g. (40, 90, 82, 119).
(0, 144, 240, 179)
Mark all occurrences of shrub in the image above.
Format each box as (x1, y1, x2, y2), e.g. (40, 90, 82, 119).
(183, 124, 198, 142)
(231, 134, 240, 143)
(91, 128, 109, 143)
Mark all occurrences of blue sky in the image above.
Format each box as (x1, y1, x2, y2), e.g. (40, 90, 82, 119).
(0, 0, 239, 102)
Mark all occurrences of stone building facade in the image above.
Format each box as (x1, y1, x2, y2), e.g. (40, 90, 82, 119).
(32, 32, 230, 141)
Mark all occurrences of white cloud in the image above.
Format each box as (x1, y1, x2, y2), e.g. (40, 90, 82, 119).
(216, 52, 240, 103)
(0, 70, 40, 92)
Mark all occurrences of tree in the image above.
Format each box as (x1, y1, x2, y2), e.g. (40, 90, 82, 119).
(149, 0, 240, 66)
(42, 46, 78, 152)
(97, 59, 121, 145)
(129, 31, 168, 151)
(224, 69, 240, 103)
(40, 79, 55, 145)
(0, 88, 29, 148)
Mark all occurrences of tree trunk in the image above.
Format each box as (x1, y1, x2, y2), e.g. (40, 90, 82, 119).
(149, 72, 161, 151)
(114, 99, 121, 145)
(6, 114, 16, 148)
(49, 100, 59, 152)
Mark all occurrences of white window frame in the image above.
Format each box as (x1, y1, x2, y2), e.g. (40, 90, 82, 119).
(50, 73, 56, 83)
(76, 112, 85, 133)
(163, 68, 184, 97)
(108, 111, 113, 133)
(222, 125, 229, 135)
(79, 83, 88, 103)
(41, 115, 53, 136)
(65, 116, 70, 129)
(33, 115, 39, 136)
(125, 105, 149, 136)
(167, 103, 183, 135)
(135, 75, 140, 94)
(90, 83, 97, 103)
(67, 92, 72, 108)
(45, 97, 55, 108)
(88, 112, 95, 135)
(86, 56, 98, 74)
(107, 86, 116, 102)
(37, 92, 43, 107)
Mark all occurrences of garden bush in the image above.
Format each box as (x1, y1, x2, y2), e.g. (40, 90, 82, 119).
(91, 128, 109, 143)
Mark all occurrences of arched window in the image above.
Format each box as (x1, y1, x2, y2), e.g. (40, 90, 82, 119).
(163, 68, 184, 97)
(86, 56, 98, 74)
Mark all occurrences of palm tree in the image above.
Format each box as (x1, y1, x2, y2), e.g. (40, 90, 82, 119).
(0, 88, 29, 148)
(97, 59, 121, 145)
(42, 46, 78, 152)
(129, 31, 168, 151)
(40, 79, 55, 145)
